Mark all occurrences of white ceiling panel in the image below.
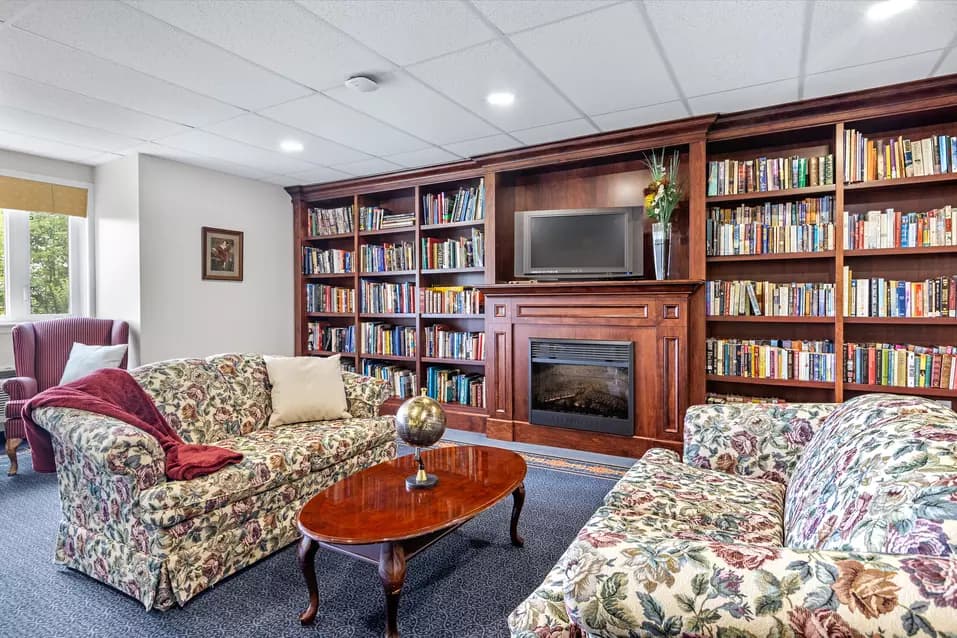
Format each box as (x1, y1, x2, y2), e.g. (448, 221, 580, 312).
(647, 0, 805, 97)
(257, 173, 300, 186)
(131, 142, 274, 180)
(592, 101, 690, 131)
(442, 134, 522, 157)
(156, 130, 318, 175)
(0, 72, 190, 141)
(0, 106, 142, 152)
(804, 52, 940, 99)
(333, 157, 403, 177)
(0, 0, 32, 21)
(807, 0, 957, 74)
(325, 71, 499, 145)
(408, 40, 579, 131)
(689, 78, 799, 116)
(0, 129, 102, 163)
(205, 113, 371, 166)
(385, 146, 461, 168)
(937, 48, 957, 76)
(0, 28, 241, 126)
(129, 0, 390, 91)
(511, 118, 597, 145)
(289, 166, 353, 185)
(85, 152, 125, 165)
(513, 2, 677, 115)
(301, 0, 497, 66)
(261, 93, 431, 156)
(472, 0, 617, 34)
(14, 0, 312, 110)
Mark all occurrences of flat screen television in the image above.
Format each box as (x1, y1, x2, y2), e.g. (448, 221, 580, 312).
(514, 207, 643, 279)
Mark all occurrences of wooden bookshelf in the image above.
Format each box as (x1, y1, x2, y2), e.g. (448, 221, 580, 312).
(706, 184, 835, 204)
(707, 251, 835, 263)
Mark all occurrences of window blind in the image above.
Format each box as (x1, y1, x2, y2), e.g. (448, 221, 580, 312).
(0, 175, 88, 217)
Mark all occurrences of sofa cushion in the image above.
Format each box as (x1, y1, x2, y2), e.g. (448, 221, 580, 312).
(785, 393, 957, 555)
(138, 415, 395, 527)
(208, 354, 272, 436)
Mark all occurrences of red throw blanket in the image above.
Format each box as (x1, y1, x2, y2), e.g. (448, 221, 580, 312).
(23, 368, 242, 480)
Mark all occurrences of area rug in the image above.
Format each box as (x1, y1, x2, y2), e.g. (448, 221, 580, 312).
(0, 444, 623, 638)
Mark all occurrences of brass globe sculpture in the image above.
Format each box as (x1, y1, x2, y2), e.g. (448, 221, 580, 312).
(395, 389, 447, 489)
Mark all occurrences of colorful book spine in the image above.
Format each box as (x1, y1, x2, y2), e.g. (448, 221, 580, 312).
(305, 284, 354, 313)
(843, 206, 956, 249)
(308, 206, 353, 236)
(844, 129, 957, 183)
(424, 325, 485, 360)
(306, 323, 355, 353)
(707, 154, 834, 196)
(706, 197, 835, 256)
(361, 361, 416, 398)
(361, 322, 416, 357)
(706, 338, 835, 382)
(421, 286, 483, 315)
(425, 366, 485, 407)
(421, 229, 484, 269)
(360, 242, 415, 272)
(360, 281, 416, 314)
(421, 178, 486, 225)
(844, 342, 957, 390)
(706, 280, 835, 317)
(303, 247, 354, 274)
(842, 267, 957, 318)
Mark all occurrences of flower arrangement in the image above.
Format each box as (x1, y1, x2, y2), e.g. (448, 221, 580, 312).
(643, 148, 682, 227)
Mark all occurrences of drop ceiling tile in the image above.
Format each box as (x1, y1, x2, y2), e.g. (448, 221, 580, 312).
(0, 72, 189, 141)
(0, 28, 240, 126)
(804, 52, 940, 100)
(256, 174, 298, 187)
(807, 0, 957, 74)
(689, 78, 799, 115)
(301, 0, 497, 65)
(511, 118, 597, 145)
(205, 113, 371, 166)
(646, 0, 804, 97)
(0, 106, 142, 152)
(156, 130, 318, 175)
(129, 0, 390, 90)
(333, 157, 403, 178)
(289, 166, 353, 185)
(385, 146, 461, 168)
(592, 101, 689, 131)
(0, 130, 101, 163)
(130, 142, 273, 180)
(0, 0, 32, 21)
(261, 93, 430, 156)
(442, 134, 522, 157)
(85, 152, 125, 165)
(325, 71, 499, 145)
(15, 0, 311, 110)
(408, 40, 579, 131)
(512, 2, 677, 115)
(935, 48, 957, 76)
(472, 0, 617, 33)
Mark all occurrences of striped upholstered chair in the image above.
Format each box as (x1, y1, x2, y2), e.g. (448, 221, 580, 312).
(3, 317, 129, 476)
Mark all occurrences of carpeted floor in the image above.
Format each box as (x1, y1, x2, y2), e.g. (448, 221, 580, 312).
(0, 445, 623, 638)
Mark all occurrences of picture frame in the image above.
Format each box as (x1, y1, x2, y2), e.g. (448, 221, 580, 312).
(202, 226, 244, 281)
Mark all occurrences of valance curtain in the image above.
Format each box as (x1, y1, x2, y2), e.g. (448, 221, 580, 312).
(0, 175, 87, 217)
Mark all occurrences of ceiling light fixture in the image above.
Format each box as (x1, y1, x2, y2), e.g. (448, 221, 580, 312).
(867, 0, 916, 21)
(486, 91, 515, 107)
(280, 139, 304, 153)
(344, 75, 379, 92)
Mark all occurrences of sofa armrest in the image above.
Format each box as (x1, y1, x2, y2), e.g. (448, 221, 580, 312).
(683, 402, 836, 483)
(564, 537, 957, 638)
(341, 371, 392, 418)
(3, 376, 37, 402)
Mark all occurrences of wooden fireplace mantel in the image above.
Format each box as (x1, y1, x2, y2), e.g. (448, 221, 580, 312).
(479, 279, 705, 458)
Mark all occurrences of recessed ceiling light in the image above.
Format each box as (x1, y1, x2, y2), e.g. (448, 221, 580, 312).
(280, 139, 304, 153)
(867, 0, 916, 21)
(486, 91, 515, 107)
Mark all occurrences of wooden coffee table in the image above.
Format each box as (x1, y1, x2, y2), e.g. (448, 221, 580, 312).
(296, 444, 527, 637)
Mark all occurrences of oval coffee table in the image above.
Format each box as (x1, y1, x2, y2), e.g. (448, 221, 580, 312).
(296, 444, 527, 637)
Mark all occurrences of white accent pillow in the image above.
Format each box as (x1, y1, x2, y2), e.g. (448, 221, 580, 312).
(264, 354, 351, 426)
(60, 342, 128, 384)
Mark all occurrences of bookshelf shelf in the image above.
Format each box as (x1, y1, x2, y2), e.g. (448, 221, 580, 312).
(359, 353, 416, 362)
(707, 251, 835, 263)
(307, 350, 356, 357)
(358, 270, 417, 277)
(306, 312, 354, 318)
(421, 357, 486, 366)
(358, 226, 416, 237)
(360, 313, 416, 319)
(421, 267, 485, 274)
(706, 316, 834, 323)
(304, 233, 353, 241)
(843, 317, 957, 325)
(420, 313, 484, 319)
(844, 383, 957, 398)
(304, 273, 354, 279)
(844, 172, 957, 192)
(420, 219, 486, 231)
(706, 374, 835, 389)
(706, 184, 836, 204)
(844, 245, 957, 257)
(436, 402, 486, 415)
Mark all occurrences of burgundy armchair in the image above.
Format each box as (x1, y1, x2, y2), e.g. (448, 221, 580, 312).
(4, 317, 129, 476)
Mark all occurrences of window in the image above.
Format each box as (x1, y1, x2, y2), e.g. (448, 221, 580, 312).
(1, 208, 86, 320)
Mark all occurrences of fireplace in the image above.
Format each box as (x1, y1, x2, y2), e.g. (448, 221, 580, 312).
(528, 338, 634, 435)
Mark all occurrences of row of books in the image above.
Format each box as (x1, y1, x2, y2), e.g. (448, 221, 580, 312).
(422, 286, 483, 315)
(303, 247, 353, 274)
(361, 361, 416, 399)
(422, 179, 485, 225)
(706, 197, 835, 256)
(706, 338, 836, 382)
(422, 230, 484, 269)
(845, 342, 957, 390)
(425, 367, 485, 407)
(707, 154, 835, 196)
(339, 357, 356, 373)
(707, 197, 835, 226)
(307, 323, 355, 353)
(308, 206, 353, 236)
(844, 129, 957, 183)
(842, 267, 957, 318)
(360, 281, 415, 314)
(706, 280, 836, 317)
(424, 325, 485, 361)
(361, 322, 416, 357)
(305, 284, 354, 313)
(360, 242, 415, 273)
(705, 392, 784, 404)
(843, 206, 957, 250)
(359, 206, 415, 231)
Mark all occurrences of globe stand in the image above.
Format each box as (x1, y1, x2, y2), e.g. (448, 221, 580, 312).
(405, 447, 438, 489)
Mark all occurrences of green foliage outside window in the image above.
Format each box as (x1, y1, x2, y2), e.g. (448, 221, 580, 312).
(29, 212, 69, 315)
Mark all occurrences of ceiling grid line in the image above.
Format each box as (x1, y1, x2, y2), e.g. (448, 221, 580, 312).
(796, 0, 815, 99)
(632, 0, 692, 118)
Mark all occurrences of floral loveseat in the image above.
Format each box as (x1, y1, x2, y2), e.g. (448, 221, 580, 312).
(30, 353, 396, 610)
(509, 393, 957, 637)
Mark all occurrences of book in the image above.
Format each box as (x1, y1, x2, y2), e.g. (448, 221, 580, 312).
(707, 154, 834, 196)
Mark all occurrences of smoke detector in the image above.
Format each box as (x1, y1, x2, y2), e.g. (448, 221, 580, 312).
(344, 75, 379, 93)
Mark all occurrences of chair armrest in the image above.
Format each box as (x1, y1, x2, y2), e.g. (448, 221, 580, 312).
(341, 371, 392, 418)
(564, 536, 956, 637)
(3, 376, 37, 402)
(682, 402, 836, 483)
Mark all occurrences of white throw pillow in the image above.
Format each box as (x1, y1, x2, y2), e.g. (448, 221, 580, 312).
(60, 342, 128, 384)
(264, 354, 351, 426)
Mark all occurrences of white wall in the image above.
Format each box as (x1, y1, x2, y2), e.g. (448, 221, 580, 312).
(137, 155, 293, 363)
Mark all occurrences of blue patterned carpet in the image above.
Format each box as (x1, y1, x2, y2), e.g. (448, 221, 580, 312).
(0, 447, 620, 638)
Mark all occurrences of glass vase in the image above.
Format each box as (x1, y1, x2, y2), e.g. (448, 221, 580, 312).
(652, 222, 671, 280)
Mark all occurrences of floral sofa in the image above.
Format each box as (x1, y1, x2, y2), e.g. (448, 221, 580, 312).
(30, 353, 396, 610)
(509, 393, 957, 637)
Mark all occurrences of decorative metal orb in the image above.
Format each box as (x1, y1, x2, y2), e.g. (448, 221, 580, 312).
(395, 389, 447, 448)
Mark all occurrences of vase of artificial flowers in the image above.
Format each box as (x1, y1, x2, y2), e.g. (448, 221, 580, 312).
(643, 148, 682, 280)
